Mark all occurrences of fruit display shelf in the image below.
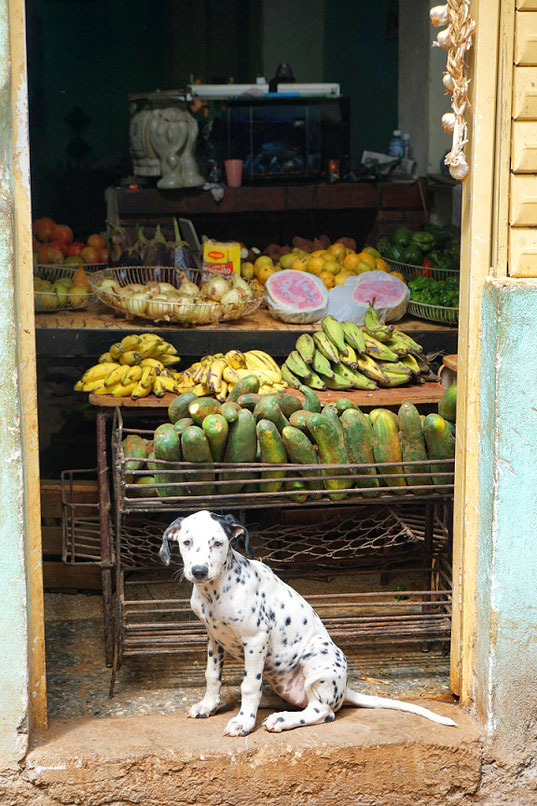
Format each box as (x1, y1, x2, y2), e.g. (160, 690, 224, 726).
(35, 305, 458, 359)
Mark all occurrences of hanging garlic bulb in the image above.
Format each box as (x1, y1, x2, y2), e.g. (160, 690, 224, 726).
(430, 4, 449, 26)
(442, 72, 455, 92)
(442, 112, 456, 133)
(436, 28, 452, 50)
(449, 156, 469, 181)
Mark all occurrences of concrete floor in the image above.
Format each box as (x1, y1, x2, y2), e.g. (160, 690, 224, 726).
(45, 588, 454, 721)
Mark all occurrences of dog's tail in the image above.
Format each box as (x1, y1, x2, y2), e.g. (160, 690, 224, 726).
(344, 688, 457, 727)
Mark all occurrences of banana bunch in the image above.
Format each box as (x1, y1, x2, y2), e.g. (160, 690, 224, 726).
(282, 314, 431, 392)
(74, 333, 183, 399)
(180, 349, 286, 403)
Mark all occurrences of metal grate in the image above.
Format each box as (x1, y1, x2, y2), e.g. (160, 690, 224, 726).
(61, 469, 103, 565)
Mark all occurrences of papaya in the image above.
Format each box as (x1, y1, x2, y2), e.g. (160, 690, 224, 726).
(281, 425, 323, 496)
(298, 385, 321, 413)
(271, 393, 303, 417)
(188, 397, 221, 426)
(398, 402, 431, 487)
(154, 424, 182, 498)
(368, 408, 399, 428)
(335, 398, 361, 417)
(181, 426, 215, 495)
(132, 475, 158, 497)
(222, 408, 257, 493)
(237, 393, 263, 411)
(306, 413, 350, 500)
(284, 477, 308, 503)
(422, 413, 455, 486)
(146, 441, 156, 472)
(371, 411, 406, 491)
(438, 383, 457, 423)
(256, 419, 287, 493)
(202, 413, 229, 462)
(253, 397, 289, 432)
(168, 392, 197, 424)
(221, 402, 241, 423)
(289, 409, 317, 434)
(174, 417, 194, 436)
(339, 409, 379, 493)
(321, 404, 346, 445)
(227, 374, 260, 403)
(122, 435, 148, 472)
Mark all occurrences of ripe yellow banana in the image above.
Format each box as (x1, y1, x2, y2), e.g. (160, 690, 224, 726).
(193, 383, 210, 396)
(120, 334, 142, 351)
(82, 362, 119, 382)
(224, 349, 247, 370)
(121, 365, 143, 386)
(103, 365, 130, 387)
(109, 342, 123, 360)
(160, 342, 178, 356)
(151, 341, 173, 358)
(98, 352, 113, 364)
(137, 338, 163, 359)
(119, 350, 142, 366)
(160, 354, 182, 367)
(131, 380, 151, 400)
(140, 358, 165, 373)
(207, 358, 227, 394)
(223, 366, 240, 384)
(216, 380, 228, 403)
(139, 366, 156, 389)
(107, 381, 138, 397)
(81, 379, 107, 393)
(247, 350, 281, 376)
(244, 351, 281, 382)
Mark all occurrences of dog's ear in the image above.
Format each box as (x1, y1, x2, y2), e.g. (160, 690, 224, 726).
(222, 514, 253, 558)
(159, 516, 184, 566)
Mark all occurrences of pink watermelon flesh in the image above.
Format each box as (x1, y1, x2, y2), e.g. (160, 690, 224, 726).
(266, 270, 328, 311)
(352, 272, 406, 306)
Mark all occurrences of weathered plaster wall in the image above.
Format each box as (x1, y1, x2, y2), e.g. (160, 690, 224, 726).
(0, 0, 31, 766)
(477, 278, 537, 768)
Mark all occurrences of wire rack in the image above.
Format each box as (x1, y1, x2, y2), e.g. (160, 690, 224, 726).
(112, 411, 455, 512)
(34, 265, 99, 312)
(61, 469, 103, 564)
(384, 259, 459, 324)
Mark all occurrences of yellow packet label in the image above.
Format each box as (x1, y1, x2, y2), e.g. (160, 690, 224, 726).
(203, 241, 241, 279)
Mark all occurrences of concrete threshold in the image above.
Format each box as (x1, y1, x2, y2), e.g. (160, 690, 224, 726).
(22, 704, 481, 806)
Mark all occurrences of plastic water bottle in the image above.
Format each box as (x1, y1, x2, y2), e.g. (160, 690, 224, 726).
(388, 130, 405, 160)
(402, 133, 411, 160)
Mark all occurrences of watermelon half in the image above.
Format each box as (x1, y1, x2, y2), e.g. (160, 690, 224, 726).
(351, 270, 409, 323)
(266, 270, 329, 324)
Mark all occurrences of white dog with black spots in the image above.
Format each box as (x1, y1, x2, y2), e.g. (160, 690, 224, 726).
(159, 510, 456, 737)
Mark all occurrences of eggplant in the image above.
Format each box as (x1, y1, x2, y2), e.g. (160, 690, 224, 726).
(172, 218, 200, 273)
(143, 224, 173, 267)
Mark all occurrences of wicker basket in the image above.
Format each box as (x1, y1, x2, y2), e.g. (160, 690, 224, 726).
(89, 266, 264, 326)
(34, 265, 98, 312)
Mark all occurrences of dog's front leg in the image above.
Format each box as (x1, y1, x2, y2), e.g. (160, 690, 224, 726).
(224, 632, 268, 737)
(188, 636, 224, 719)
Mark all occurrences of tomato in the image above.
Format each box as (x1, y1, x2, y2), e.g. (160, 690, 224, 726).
(68, 241, 85, 256)
(51, 224, 73, 245)
(422, 259, 433, 267)
(64, 256, 82, 266)
(37, 244, 64, 264)
(50, 239, 69, 257)
(97, 247, 109, 264)
(421, 268, 432, 278)
(421, 259, 433, 278)
(33, 217, 56, 242)
(87, 233, 106, 250)
(80, 245, 100, 264)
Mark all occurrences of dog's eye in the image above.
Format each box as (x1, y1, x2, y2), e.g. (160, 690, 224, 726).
(213, 540, 223, 548)
(182, 539, 191, 548)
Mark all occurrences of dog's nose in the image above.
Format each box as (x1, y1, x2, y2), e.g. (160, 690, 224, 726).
(191, 564, 209, 581)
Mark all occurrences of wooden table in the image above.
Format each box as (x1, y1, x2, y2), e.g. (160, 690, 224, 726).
(36, 304, 458, 359)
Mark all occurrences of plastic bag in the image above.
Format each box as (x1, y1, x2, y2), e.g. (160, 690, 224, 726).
(327, 272, 409, 324)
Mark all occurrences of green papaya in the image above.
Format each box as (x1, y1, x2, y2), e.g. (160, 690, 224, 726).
(202, 414, 229, 463)
(168, 392, 197, 424)
(306, 413, 350, 500)
(181, 426, 214, 495)
(256, 419, 287, 493)
(398, 402, 431, 487)
(339, 408, 379, 494)
(371, 411, 406, 491)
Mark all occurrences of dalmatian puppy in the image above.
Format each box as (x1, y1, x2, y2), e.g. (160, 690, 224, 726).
(159, 510, 457, 737)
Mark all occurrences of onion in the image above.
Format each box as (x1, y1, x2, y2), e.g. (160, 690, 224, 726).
(147, 294, 173, 320)
(442, 72, 454, 92)
(99, 279, 122, 295)
(156, 282, 177, 294)
(449, 157, 469, 181)
(201, 276, 231, 301)
(435, 28, 452, 50)
(123, 291, 149, 317)
(178, 278, 200, 296)
(231, 273, 253, 298)
(121, 283, 146, 295)
(442, 112, 456, 133)
(430, 4, 449, 26)
(145, 281, 161, 297)
(220, 288, 243, 305)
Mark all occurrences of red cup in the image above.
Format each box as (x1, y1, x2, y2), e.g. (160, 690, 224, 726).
(225, 159, 243, 187)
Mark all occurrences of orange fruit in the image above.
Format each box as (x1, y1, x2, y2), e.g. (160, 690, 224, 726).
(255, 255, 273, 269)
(375, 257, 390, 272)
(390, 271, 405, 282)
(356, 261, 373, 274)
(306, 256, 324, 275)
(356, 251, 376, 270)
(328, 243, 346, 261)
(291, 255, 309, 271)
(310, 249, 325, 257)
(73, 267, 90, 287)
(322, 259, 341, 276)
(342, 253, 360, 272)
(363, 246, 381, 258)
(334, 271, 352, 286)
(254, 263, 277, 284)
(319, 270, 335, 289)
(241, 261, 255, 280)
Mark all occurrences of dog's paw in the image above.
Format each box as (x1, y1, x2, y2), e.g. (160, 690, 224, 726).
(263, 712, 288, 732)
(187, 699, 220, 719)
(223, 715, 256, 737)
